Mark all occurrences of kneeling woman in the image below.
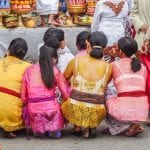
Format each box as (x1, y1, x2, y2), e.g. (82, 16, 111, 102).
(0, 38, 30, 138)
(106, 37, 149, 136)
(62, 31, 112, 138)
(21, 46, 70, 138)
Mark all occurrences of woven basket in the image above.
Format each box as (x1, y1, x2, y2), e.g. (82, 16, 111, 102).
(2, 15, 19, 28)
(11, 8, 32, 15)
(67, 5, 86, 14)
(31, 16, 41, 26)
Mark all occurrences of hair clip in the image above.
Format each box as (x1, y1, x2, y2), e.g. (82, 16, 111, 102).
(17, 49, 26, 54)
(92, 46, 102, 49)
(130, 54, 136, 59)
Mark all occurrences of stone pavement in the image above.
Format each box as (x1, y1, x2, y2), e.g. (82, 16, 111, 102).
(0, 123, 150, 150)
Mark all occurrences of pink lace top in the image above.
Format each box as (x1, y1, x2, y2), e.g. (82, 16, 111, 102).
(112, 58, 147, 93)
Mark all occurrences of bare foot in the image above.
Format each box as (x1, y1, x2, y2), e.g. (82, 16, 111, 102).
(48, 21, 61, 26)
(138, 127, 144, 133)
(71, 126, 81, 136)
(4, 131, 16, 138)
(124, 124, 140, 137)
(83, 128, 90, 138)
(146, 118, 150, 126)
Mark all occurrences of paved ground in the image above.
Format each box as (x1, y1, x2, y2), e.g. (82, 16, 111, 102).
(0, 122, 150, 150)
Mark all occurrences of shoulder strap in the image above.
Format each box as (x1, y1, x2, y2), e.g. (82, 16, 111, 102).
(115, 61, 126, 77)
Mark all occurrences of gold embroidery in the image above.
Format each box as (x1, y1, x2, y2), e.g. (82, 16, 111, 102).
(104, 1, 125, 16)
(2, 60, 10, 73)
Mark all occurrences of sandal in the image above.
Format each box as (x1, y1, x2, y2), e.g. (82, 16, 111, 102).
(48, 131, 62, 138)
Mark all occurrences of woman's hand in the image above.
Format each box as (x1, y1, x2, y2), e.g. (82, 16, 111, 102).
(139, 25, 148, 33)
(103, 43, 118, 59)
(140, 40, 150, 55)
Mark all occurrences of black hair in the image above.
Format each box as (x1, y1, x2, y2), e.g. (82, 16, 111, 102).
(43, 28, 65, 47)
(8, 38, 28, 59)
(39, 46, 58, 88)
(55, 28, 65, 42)
(118, 37, 141, 72)
(76, 31, 90, 50)
(43, 27, 60, 50)
(87, 31, 108, 59)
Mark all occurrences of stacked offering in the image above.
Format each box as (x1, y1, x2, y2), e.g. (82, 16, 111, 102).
(67, 0, 86, 24)
(2, 11, 18, 28)
(10, 0, 35, 13)
(87, 0, 97, 16)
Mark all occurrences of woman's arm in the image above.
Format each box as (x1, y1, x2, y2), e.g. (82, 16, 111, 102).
(63, 58, 75, 81)
(56, 68, 71, 100)
(21, 71, 28, 104)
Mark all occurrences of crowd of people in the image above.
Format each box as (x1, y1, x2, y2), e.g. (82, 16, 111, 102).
(0, 0, 150, 139)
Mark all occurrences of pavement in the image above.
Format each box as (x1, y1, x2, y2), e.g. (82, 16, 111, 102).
(0, 122, 150, 150)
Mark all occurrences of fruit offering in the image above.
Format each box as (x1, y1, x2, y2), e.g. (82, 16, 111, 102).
(56, 14, 75, 26)
(10, 0, 35, 9)
(2, 11, 18, 28)
(87, 0, 97, 16)
(78, 15, 93, 25)
(22, 16, 35, 28)
(67, 0, 86, 5)
(0, 0, 10, 9)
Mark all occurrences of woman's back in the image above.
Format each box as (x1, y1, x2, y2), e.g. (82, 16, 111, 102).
(112, 58, 147, 93)
(0, 56, 30, 92)
(0, 56, 30, 132)
(23, 64, 69, 99)
(71, 55, 112, 95)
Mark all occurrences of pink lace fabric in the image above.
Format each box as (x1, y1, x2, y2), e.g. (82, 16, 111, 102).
(106, 58, 149, 122)
(21, 64, 70, 133)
